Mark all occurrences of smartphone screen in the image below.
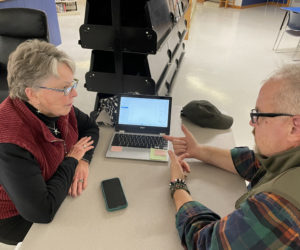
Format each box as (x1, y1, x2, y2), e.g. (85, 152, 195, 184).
(101, 178, 128, 211)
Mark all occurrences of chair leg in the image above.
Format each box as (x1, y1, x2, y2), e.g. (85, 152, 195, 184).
(273, 29, 283, 50)
(292, 39, 300, 61)
(274, 28, 287, 51)
(273, 11, 289, 51)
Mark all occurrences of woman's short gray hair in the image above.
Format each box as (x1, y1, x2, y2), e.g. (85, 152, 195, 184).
(7, 39, 75, 101)
(267, 64, 300, 114)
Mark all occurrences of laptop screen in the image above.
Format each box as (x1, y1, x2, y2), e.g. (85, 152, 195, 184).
(116, 94, 172, 134)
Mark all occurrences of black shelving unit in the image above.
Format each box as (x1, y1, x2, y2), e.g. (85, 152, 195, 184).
(79, 0, 188, 113)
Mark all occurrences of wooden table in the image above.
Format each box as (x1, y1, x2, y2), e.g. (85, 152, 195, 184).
(21, 106, 247, 250)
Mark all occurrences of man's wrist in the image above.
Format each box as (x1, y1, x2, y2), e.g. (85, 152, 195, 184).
(169, 179, 190, 198)
(194, 144, 204, 159)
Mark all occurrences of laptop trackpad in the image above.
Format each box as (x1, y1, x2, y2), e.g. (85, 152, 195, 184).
(106, 146, 168, 162)
(106, 146, 150, 161)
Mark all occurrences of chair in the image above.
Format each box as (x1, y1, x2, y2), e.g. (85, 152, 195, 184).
(273, 10, 300, 60)
(219, 0, 235, 8)
(0, 8, 49, 103)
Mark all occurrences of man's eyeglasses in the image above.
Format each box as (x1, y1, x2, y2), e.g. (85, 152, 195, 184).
(38, 79, 78, 96)
(250, 109, 294, 124)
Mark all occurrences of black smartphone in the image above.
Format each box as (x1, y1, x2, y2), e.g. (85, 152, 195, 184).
(101, 177, 128, 211)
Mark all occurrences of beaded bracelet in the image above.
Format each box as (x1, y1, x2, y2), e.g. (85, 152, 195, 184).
(169, 178, 190, 198)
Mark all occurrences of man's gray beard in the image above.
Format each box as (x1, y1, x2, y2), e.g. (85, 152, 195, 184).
(252, 129, 261, 154)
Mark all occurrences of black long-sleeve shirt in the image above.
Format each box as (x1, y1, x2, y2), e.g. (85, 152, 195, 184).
(0, 105, 99, 244)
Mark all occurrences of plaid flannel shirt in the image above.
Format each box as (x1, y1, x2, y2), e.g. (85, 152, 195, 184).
(175, 147, 300, 249)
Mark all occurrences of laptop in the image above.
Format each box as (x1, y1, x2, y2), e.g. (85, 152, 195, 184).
(106, 94, 172, 162)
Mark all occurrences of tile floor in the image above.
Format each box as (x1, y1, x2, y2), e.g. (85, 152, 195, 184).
(1, 2, 299, 249)
(57, 1, 298, 149)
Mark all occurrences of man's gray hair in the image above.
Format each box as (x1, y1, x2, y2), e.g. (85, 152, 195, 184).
(267, 64, 300, 114)
(7, 39, 75, 101)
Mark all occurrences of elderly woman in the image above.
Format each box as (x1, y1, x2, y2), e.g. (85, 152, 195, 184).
(0, 40, 99, 245)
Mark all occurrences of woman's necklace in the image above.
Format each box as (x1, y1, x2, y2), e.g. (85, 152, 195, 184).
(47, 124, 60, 135)
(35, 109, 60, 136)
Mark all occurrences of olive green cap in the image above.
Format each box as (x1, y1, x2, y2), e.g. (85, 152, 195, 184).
(181, 100, 233, 129)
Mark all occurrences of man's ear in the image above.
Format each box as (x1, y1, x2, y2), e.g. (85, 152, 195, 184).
(290, 116, 300, 142)
(25, 87, 39, 105)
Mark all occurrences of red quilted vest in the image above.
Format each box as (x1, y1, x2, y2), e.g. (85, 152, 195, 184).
(0, 97, 78, 219)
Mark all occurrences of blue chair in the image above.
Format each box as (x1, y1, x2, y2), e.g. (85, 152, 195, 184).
(273, 10, 300, 59)
(0, 8, 49, 103)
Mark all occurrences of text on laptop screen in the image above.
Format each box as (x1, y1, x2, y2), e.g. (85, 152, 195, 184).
(119, 97, 170, 127)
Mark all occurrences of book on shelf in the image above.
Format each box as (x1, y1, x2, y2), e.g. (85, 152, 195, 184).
(56, 1, 77, 13)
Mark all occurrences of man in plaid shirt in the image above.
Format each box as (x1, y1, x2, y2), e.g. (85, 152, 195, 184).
(164, 64, 300, 249)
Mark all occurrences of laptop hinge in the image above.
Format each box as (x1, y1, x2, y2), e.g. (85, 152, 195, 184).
(160, 133, 166, 136)
(119, 130, 125, 133)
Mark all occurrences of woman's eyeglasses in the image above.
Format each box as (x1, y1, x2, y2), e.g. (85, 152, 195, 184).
(250, 109, 294, 124)
(38, 79, 78, 96)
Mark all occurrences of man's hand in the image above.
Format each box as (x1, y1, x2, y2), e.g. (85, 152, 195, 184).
(164, 124, 199, 158)
(168, 150, 191, 182)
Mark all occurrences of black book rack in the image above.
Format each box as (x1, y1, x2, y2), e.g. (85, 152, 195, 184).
(79, 0, 188, 113)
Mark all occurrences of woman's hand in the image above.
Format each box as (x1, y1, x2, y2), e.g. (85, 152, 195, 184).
(163, 124, 199, 158)
(168, 150, 191, 182)
(69, 160, 89, 197)
(67, 136, 93, 197)
(67, 136, 94, 162)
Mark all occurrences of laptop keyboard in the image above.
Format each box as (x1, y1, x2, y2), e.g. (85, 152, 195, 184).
(112, 134, 168, 149)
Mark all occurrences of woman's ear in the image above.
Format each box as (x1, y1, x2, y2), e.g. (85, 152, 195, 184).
(25, 87, 39, 105)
